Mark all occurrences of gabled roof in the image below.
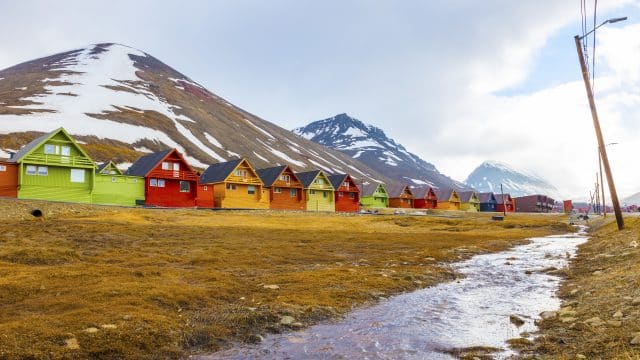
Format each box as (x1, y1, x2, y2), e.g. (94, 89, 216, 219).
(477, 192, 497, 203)
(96, 161, 123, 175)
(256, 165, 288, 187)
(126, 149, 173, 177)
(10, 127, 95, 166)
(494, 193, 513, 203)
(296, 170, 323, 188)
(200, 158, 244, 184)
(435, 188, 458, 202)
(327, 174, 349, 190)
(359, 182, 387, 197)
(458, 191, 479, 203)
(412, 186, 436, 199)
(387, 184, 413, 198)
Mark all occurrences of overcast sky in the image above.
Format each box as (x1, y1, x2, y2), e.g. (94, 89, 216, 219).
(1, 0, 639, 200)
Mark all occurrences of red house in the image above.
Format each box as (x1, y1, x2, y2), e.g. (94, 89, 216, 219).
(126, 148, 198, 207)
(0, 160, 18, 198)
(328, 173, 360, 213)
(495, 193, 515, 213)
(413, 186, 437, 209)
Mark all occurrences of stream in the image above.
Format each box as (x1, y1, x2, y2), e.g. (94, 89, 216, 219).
(201, 228, 588, 359)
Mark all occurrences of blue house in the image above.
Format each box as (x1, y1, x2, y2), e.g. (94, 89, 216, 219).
(478, 192, 497, 212)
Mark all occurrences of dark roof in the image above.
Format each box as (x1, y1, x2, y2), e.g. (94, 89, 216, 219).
(256, 165, 287, 187)
(359, 182, 387, 197)
(296, 170, 322, 188)
(96, 162, 110, 174)
(126, 149, 173, 176)
(200, 159, 243, 184)
(327, 174, 348, 190)
(494, 193, 513, 203)
(412, 186, 435, 199)
(477, 192, 497, 203)
(386, 184, 412, 198)
(9, 128, 60, 163)
(435, 188, 456, 202)
(458, 191, 478, 202)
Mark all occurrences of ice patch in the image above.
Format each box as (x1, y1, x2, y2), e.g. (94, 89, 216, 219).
(352, 150, 364, 158)
(245, 118, 275, 140)
(204, 132, 223, 148)
(343, 127, 367, 138)
(253, 151, 268, 162)
(134, 146, 153, 153)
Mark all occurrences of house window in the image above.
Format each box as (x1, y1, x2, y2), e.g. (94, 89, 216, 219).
(132, 179, 137, 184)
(162, 162, 170, 170)
(315, 178, 324, 185)
(280, 174, 290, 182)
(38, 166, 48, 176)
(0, 165, 6, 172)
(26, 165, 37, 175)
(111, 177, 117, 183)
(61, 146, 71, 156)
(343, 181, 349, 188)
(157, 179, 166, 187)
(290, 188, 297, 197)
(150, 178, 158, 187)
(349, 192, 356, 199)
(180, 181, 190, 192)
(70, 169, 84, 182)
(310, 190, 316, 195)
(234, 169, 247, 177)
(274, 187, 282, 193)
(323, 191, 328, 198)
(173, 163, 180, 171)
(226, 183, 236, 190)
(203, 186, 208, 191)
(338, 192, 344, 197)
(247, 185, 256, 195)
(44, 144, 55, 154)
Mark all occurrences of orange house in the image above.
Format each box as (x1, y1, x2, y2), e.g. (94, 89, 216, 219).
(388, 184, 414, 208)
(0, 160, 18, 198)
(199, 158, 269, 209)
(256, 165, 306, 211)
(328, 173, 360, 213)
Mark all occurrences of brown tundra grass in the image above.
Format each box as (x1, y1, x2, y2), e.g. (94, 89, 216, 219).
(0, 199, 571, 359)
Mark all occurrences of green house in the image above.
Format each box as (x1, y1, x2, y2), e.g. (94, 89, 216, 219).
(10, 128, 96, 203)
(93, 161, 145, 206)
(296, 170, 335, 212)
(359, 183, 389, 209)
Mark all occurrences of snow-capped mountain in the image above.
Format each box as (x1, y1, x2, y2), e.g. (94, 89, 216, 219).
(464, 161, 560, 198)
(0, 43, 394, 185)
(293, 113, 468, 190)
(623, 192, 640, 206)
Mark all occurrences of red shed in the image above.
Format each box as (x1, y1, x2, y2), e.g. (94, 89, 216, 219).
(413, 186, 437, 209)
(126, 149, 198, 207)
(0, 160, 18, 198)
(495, 193, 515, 213)
(328, 173, 360, 213)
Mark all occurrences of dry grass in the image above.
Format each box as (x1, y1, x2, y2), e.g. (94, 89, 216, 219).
(518, 216, 640, 359)
(0, 199, 571, 359)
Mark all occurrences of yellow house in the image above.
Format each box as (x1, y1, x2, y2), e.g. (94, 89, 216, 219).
(199, 158, 269, 209)
(296, 170, 335, 212)
(435, 189, 461, 210)
(458, 191, 480, 212)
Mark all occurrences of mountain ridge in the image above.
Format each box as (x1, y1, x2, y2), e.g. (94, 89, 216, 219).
(464, 160, 560, 198)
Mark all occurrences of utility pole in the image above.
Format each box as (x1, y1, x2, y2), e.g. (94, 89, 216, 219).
(574, 35, 624, 230)
(500, 183, 506, 216)
(599, 152, 606, 217)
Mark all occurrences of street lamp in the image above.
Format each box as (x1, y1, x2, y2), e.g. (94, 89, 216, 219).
(574, 17, 627, 230)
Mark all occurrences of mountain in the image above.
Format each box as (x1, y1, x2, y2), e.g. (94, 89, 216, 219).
(293, 113, 468, 190)
(623, 192, 640, 206)
(464, 161, 560, 198)
(0, 43, 394, 185)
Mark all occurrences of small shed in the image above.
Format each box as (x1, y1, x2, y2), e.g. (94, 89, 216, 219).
(328, 173, 360, 213)
(93, 161, 145, 206)
(359, 183, 389, 209)
(200, 158, 269, 209)
(256, 165, 305, 211)
(458, 191, 480, 212)
(413, 186, 438, 209)
(435, 189, 461, 210)
(477, 192, 498, 212)
(0, 160, 18, 198)
(296, 170, 335, 212)
(388, 184, 415, 209)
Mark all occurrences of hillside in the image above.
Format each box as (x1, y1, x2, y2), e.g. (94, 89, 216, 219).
(293, 113, 469, 190)
(0, 43, 392, 185)
(465, 161, 560, 198)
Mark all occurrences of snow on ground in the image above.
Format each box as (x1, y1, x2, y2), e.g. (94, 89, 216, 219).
(352, 150, 364, 159)
(343, 126, 367, 138)
(288, 145, 302, 154)
(204, 132, 223, 148)
(342, 139, 384, 150)
(134, 146, 153, 153)
(116, 162, 133, 171)
(244, 118, 275, 140)
(0, 77, 4, 81)
(256, 138, 306, 167)
(252, 151, 268, 162)
(226, 150, 240, 158)
(308, 159, 338, 174)
(0, 149, 12, 158)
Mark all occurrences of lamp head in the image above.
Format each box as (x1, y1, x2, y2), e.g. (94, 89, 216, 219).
(607, 17, 628, 24)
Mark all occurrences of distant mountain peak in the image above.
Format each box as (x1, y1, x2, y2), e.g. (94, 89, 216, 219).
(465, 161, 560, 198)
(294, 113, 468, 190)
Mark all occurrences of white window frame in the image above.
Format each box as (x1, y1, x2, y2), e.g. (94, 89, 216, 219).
(157, 179, 166, 188)
(0, 165, 6, 172)
(234, 169, 247, 177)
(162, 162, 170, 170)
(111, 177, 117, 183)
(280, 174, 290, 182)
(150, 178, 158, 187)
(173, 163, 180, 171)
(26, 165, 37, 175)
(70, 169, 84, 182)
(274, 187, 282, 193)
(61, 146, 71, 156)
(247, 185, 256, 195)
(38, 166, 48, 176)
(44, 144, 55, 154)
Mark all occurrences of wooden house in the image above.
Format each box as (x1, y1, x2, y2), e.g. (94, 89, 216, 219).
(514, 194, 555, 213)
(477, 192, 498, 212)
(328, 173, 360, 213)
(9, 128, 96, 203)
(495, 193, 515, 213)
(458, 191, 480, 212)
(359, 183, 389, 209)
(0, 160, 18, 198)
(93, 161, 145, 206)
(126, 148, 198, 207)
(388, 184, 414, 208)
(296, 170, 335, 212)
(413, 186, 437, 209)
(199, 158, 269, 209)
(435, 189, 461, 210)
(256, 165, 305, 211)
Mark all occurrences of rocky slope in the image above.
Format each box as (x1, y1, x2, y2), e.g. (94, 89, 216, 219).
(464, 161, 560, 198)
(0, 43, 392, 185)
(293, 113, 468, 190)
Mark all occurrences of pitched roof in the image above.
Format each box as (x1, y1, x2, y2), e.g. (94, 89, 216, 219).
(435, 188, 457, 202)
(10, 127, 94, 167)
(386, 184, 413, 198)
(477, 192, 496, 203)
(359, 182, 387, 197)
(96, 161, 123, 175)
(327, 174, 348, 190)
(126, 148, 173, 177)
(256, 165, 287, 187)
(200, 158, 243, 184)
(412, 186, 435, 199)
(458, 191, 478, 202)
(494, 193, 513, 203)
(296, 170, 322, 188)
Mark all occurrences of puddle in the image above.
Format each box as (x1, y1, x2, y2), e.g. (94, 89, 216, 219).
(200, 228, 588, 359)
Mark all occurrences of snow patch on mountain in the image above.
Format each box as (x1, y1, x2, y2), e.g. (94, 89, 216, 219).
(465, 160, 560, 198)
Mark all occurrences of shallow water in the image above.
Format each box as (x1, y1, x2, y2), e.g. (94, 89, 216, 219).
(202, 229, 588, 359)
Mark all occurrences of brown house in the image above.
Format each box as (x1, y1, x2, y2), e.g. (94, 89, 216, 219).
(256, 165, 305, 211)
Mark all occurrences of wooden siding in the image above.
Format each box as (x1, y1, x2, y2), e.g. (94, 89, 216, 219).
(93, 174, 145, 206)
(436, 200, 461, 211)
(333, 176, 359, 213)
(360, 184, 388, 209)
(389, 186, 414, 209)
(270, 186, 305, 210)
(145, 177, 197, 207)
(196, 184, 214, 208)
(0, 162, 18, 198)
(213, 183, 269, 209)
(18, 165, 93, 203)
(305, 189, 334, 212)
